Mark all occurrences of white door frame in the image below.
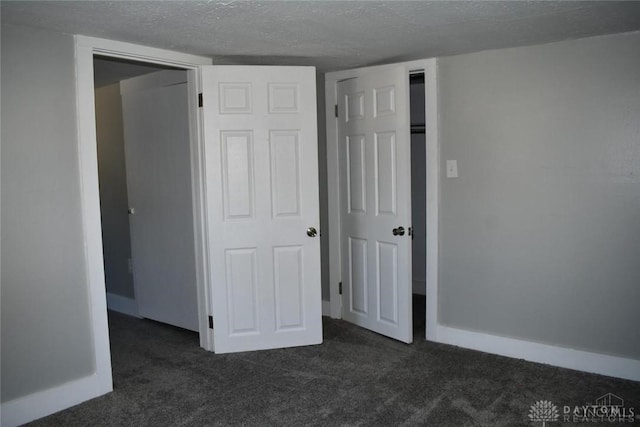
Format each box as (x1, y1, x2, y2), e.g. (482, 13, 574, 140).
(74, 35, 213, 399)
(325, 59, 440, 340)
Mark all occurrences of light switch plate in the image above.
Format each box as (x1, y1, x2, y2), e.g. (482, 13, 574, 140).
(446, 160, 458, 178)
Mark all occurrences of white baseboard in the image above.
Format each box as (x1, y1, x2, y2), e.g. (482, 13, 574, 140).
(434, 325, 640, 382)
(0, 373, 112, 427)
(106, 292, 140, 318)
(322, 299, 331, 317)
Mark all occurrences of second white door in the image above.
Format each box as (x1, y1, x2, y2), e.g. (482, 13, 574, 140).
(337, 65, 413, 343)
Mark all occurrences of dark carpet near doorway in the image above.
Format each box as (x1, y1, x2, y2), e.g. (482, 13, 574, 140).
(29, 299, 639, 426)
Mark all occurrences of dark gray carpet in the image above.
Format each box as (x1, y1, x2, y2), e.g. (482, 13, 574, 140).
(29, 300, 639, 426)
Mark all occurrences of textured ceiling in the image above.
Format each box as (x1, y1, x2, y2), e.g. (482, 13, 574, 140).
(3, 1, 640, 72)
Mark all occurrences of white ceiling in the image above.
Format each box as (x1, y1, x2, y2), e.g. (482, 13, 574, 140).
(3, 1, 640, 72)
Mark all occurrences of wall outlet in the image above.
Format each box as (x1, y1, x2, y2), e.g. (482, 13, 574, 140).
(446, 160, 458, 178)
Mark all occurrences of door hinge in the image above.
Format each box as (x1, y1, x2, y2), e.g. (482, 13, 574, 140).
(198, 93, 203, 108)
(334, 104, 339, 118)
(208, 315, 213, 329)
(338, 282, 343, 295)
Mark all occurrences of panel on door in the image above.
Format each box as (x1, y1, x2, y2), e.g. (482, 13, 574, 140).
(337, 66, 412, 343)
(121, 70, 198, 331)
(202, 66, 322, 354)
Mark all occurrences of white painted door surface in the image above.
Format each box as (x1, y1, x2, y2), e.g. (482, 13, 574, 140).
(121, 70, 199, 331)
(337, 67, 413, 343)
(202, 66, 322, 353)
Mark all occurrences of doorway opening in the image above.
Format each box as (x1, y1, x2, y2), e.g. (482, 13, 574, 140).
(93, 55, 200, 342)
(409, 72, 427, 339)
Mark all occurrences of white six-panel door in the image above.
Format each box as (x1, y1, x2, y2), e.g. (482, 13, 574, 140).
(337, 66, 413, 343)
(201, 66, 322, 353)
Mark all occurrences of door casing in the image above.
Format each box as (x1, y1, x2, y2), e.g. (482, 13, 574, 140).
(75, 36, 213, 405)
(324, 59, 440, 341)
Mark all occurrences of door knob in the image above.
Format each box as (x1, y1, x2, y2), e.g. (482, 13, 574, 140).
(128, 207, 136, 215)
(307, 227, 318, 237)
(392, 226, 405, 236)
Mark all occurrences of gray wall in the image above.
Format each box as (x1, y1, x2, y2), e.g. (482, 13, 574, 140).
(1, 24, 96, 402)
(95, 83, 135, 298)
(438, 31, 640, 359)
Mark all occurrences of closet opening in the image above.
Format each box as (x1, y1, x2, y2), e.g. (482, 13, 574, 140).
(409, 72, 427, 339)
